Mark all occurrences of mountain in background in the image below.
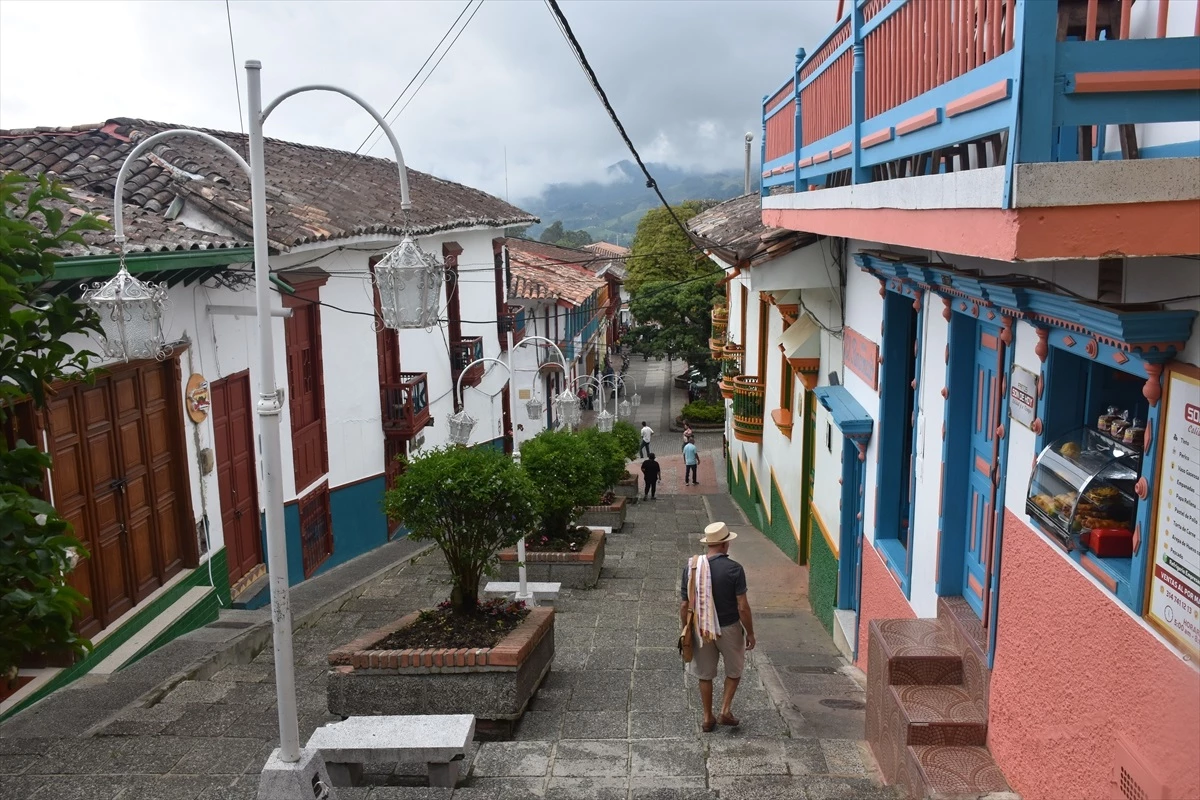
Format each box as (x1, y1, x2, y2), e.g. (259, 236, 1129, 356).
(519, 160, 756, 246)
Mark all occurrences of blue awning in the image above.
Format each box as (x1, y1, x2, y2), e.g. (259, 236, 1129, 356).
(814, 386, 874, 439)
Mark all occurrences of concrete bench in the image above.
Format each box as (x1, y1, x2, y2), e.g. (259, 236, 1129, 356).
(483, 581, 561, 605)
(305, 714, 474, 788)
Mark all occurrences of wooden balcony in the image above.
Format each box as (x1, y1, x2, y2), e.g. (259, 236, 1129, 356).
(732, 376, 766, 443)
(499, 306, 526, 351)
(719, 344, 744, 399)
(710, 307, 729, 358)
(380, 372, 430, 437)
(451, 335, 485, 388)
(760, 0, 1200, 202)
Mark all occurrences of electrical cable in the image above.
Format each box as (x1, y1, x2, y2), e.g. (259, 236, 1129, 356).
(223, 0, 246, 155)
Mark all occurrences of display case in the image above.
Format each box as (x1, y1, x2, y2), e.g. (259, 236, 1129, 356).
(1026, 427, 1141, 555)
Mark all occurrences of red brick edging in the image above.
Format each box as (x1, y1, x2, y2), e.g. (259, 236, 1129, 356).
(498, 527, 604, 564)
(328, 605, 554, 671)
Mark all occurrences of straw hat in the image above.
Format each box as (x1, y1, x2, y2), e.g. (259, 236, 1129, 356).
(699, 521, 738, 544)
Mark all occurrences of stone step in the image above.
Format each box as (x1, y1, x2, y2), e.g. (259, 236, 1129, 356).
(889, 685, 987, 747)
(905, 745, 1014, 800)
(872, 618, 963, 686)
(89, 587, 213, 675)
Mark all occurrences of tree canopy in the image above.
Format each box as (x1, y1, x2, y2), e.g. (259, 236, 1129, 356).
(538, 220, 593, 249)
(624, 201, 714, 294)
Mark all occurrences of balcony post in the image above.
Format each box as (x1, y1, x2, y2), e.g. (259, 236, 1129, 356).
(760, 94, 770, 198)
(851, 2, 869, 185)
(793, 48, 808, 193)
(1014, 0, 1060, 165)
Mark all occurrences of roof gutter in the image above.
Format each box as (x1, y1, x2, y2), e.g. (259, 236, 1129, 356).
(41, 246, 255, 283)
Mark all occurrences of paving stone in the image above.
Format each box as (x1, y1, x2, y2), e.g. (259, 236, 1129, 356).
(628, 786, 717, 800)
(818, 738, 871, 777)
(513, 711, 565, 741)
(25, 775, 133, 799)
(157, 703, 245, 738)
(629, 739, 706, 777)
(544, 776, 628, 800)
(708, 775, 809, 800)
(170, 737, 266, 775)
(635, 648, 685, 671)
(552, 649, 590, 671)
(94, 703, 188, 737)
(208, 664, 273, 683)
(551, 740, 629, 777)
(705, 737, 789, 776)
(795, 774, 904, 799)
(110, 774, 233, 799)
(158, 681, 233, 705)
(585, 647, 636, 671)
(628, 711, 695, 739)
(452, 777, 546, 798)
(470, 741, 553, 777)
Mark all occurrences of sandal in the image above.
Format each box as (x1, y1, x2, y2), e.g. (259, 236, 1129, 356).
(701, 719, 717, 733)
(717, 713, 740, 727)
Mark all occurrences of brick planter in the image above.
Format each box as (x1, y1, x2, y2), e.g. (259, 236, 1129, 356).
(613, 473, 639, 504)
(327, 606, 555, 736)
(496, 527, 605, 589)
(578, 496, 627, 531)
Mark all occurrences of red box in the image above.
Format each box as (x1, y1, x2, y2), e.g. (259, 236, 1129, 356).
(1088, 528, 1133, 558)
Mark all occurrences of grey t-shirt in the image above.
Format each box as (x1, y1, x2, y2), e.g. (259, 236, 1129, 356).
(680, 554, 747, 627)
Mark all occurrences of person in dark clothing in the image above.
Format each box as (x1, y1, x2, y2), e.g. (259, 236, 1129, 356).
(640, 453, 661, 500)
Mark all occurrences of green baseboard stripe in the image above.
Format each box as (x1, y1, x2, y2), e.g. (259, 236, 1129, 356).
(2, 548, 230, 721)
(766, 479, 799, 562)
(808, 520, 838, 635)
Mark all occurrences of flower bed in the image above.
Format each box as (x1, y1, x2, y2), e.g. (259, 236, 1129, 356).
(496, 527, 606, 589)
(578, 494, 627, 531)
(328, 606, 555, 736)
(614, 472, 639, 504)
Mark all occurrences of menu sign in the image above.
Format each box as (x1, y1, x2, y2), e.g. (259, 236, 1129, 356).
(1147, 365, 1200, 658)
(843, 327, 879, 391)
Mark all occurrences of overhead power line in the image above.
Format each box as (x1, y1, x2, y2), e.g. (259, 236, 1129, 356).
(223, 0, 245, 151)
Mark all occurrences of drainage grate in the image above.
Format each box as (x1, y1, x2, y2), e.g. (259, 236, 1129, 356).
(819, 698, 865, 710)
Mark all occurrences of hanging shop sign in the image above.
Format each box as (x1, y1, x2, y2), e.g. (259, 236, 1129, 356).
(1009, 365, 1038, 429)
(843, 327, 879, 391)
(1146, 363, 1200, 658)
(185, 373, 211, 424)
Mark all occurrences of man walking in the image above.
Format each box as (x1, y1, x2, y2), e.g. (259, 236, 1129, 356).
(640, 453, 661, 500)
(680, 522, 755, 731)
(639, 421, 654, 458)
(683, 439, 699, 486)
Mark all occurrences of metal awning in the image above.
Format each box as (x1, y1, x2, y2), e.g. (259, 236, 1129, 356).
(778, 312, 820, 359)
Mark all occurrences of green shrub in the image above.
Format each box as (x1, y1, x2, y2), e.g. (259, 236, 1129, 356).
(520, 429, 606, 539)
(610, 420, 641, 461)
(577, 427, 627, 488)
(383, 445, 539, 612)
(681, 400, 725, 424)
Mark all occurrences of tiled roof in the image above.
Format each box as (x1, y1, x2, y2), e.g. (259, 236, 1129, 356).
(583, 241, 630, 257)
(687, 192, 819, 266)
(0, 118, 537, 257)
(503, 238, 605, 306)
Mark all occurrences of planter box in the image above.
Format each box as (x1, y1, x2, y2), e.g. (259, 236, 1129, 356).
(613, 474, 639, 503)
(578, 496, 627, 531)
(327, 606, 555, 735)
(496, 528, 606, 589)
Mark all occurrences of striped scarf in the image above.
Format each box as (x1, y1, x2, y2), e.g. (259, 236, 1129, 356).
(688, 555, 721, 645)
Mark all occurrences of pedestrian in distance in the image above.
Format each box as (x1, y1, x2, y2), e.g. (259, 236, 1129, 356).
(639, 421, 654, 458)
(683, 438, 699, 486)
(680, 522, 756, 732)
(640, 453, 661, 500)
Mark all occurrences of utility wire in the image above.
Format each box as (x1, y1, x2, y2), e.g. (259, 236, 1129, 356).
(223, 0, 246, 153)
(544, 0, 700, 251)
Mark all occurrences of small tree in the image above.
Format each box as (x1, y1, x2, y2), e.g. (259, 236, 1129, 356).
(577, 427, 626, 489)
(1, 173, 105, 685)
(383, 445, 539, 613)
(610, 420, 641, 463)
(520, 429, 605, 539)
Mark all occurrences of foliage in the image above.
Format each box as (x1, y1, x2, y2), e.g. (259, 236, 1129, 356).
(1, 172, 106, 683)
(577, 427, 627, 489)
(681, 400, 726, 424)
(519, 429, 605, 539)
(383, 445, 539, 613)
(538, 220, 593, 248)
(610, 420, 641, 461)
(628, 273, 723, 400)
(624, 201, 714, 294)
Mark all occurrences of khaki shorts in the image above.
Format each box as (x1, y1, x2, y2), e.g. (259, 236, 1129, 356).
(686, 620, 745, 681)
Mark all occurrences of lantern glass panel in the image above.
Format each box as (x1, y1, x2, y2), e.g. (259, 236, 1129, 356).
(82, 266, 169, 363)
(447, 410, 477, 445)
(596, 410, 614, 433)
(375, 237, 444, 330)
(526, 397, 545, 421)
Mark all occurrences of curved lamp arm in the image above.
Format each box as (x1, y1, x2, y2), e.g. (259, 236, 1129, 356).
(261, 84, 411, 211)
(512, 334, 568, 367)
(529, 360, 567, 398)
(113, 130, 252, 244)
(456, 356, 512, 407)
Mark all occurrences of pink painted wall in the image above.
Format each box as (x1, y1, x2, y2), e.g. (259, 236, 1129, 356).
(990, 511, 1200, 800)
(855, 543, 916, 671)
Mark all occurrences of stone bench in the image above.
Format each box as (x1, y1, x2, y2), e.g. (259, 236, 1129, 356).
(483, 581, 561, 605)
(305, 714, 474, 788)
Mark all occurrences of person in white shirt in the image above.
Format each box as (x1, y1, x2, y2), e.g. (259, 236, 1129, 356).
(639, 422, 654, 458)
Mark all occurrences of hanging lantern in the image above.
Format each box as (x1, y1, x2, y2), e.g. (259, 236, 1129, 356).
(81, 256, 169, 363)
(374, 236, 444, 329)
(447, 409, 477, 445)
(630, 391, 642, 410)
(595, 409, 615, 433)
(555, 389, 581, 427)
(618, 398, 632, 418)
(526, 396, 545, 421)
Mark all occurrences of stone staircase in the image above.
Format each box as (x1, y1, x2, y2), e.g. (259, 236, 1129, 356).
(866, 597, 1015, 800)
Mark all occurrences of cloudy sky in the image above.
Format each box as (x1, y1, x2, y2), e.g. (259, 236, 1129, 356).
(1, 0, 835, 202)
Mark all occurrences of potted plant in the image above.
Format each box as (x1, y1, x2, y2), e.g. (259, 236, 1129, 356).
(328, 445, 553, 732)
(497, 429, 608, 588)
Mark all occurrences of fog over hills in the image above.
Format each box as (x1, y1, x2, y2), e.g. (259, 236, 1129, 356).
(521, 160, 756, 246)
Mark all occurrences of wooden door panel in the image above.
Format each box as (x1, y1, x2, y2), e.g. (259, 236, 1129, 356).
(212, 372, 262, 585)
(152, 491, 183, 576)
(60, 502, 100, 637)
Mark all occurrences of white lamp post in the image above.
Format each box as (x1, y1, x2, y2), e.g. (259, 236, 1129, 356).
(448, 356, 510, 446)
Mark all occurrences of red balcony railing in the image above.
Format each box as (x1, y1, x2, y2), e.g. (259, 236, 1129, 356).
(451, 335, 485, 388)
(380, 372, 429, 437)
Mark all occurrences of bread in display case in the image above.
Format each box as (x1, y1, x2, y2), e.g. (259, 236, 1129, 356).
(1026, 427, 1141, 556)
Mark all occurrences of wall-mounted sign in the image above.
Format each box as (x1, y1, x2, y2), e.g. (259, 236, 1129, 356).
(1146, 363, 1200, 659)
(1009, 365, 1038, 429)
(843, 327, 879, 391)
(185, 373, 210, 423)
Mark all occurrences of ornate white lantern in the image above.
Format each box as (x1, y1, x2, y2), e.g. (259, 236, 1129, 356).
(630, 391, 642, 410)
(447, 409, 477, 445)
(526, 397, 545, 421)
(595, 409, 615, 433)
(81, 260, 169, 363)
(617, 398, 632, 418)
(555, 390, 581, 427)
(374, 236, 444, 329)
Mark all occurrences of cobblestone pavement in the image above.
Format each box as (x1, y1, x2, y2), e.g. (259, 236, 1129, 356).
(0, 357, 895, 800)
